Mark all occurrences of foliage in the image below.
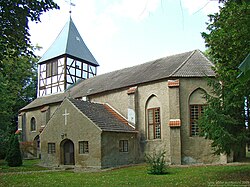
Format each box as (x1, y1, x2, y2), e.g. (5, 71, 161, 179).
(0, 0, 58, 161)
(200, 1, 250, 157)
(0, 52, 38, 159)
(0, 129, 9, 159)
(5, 134, 22, 167)
(0, 0, 59, 63)
(1, 161, 250, 186)
(145, 150, 168, 175)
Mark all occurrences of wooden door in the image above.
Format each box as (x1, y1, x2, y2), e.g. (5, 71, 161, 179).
(63, 140, 75, 165)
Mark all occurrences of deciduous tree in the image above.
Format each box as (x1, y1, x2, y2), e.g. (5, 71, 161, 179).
(0, 0, 59, 63)
(0, 52, 38, 159)
(200, 1, 250, 160)
(0, 0, 59, 159)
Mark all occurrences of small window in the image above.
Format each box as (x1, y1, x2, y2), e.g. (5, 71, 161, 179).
(119, 140, 128, 152)
(48, 143, 56, 154)
(79, 141, 89, 154)
(30, 117, 36, 131)
(190, 105, 205, 136)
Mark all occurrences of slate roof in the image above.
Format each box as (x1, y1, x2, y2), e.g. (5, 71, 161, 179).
(38, 17, 99, 66)
(21, 49, 215, 111)
(68, 98, 135, 132)
(70, 50, 215, 98)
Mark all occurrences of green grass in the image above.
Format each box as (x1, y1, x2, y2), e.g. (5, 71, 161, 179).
(0, 159, 49, 173)
(0, 160, 250, 187)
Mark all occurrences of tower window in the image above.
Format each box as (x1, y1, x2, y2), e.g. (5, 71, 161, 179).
(46, 61, 58, 77)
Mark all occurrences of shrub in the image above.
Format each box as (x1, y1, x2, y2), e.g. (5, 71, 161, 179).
(145, 150, 168, 175)
(5, 134, 22, 167)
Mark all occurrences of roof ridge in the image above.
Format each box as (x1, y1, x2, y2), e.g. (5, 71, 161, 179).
(97, 51, 194, 77)
(65, 17, 72, 55)
(169, 50, 196, 77)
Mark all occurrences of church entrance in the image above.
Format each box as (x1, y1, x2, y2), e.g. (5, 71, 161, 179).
(60, 139, 75, 165)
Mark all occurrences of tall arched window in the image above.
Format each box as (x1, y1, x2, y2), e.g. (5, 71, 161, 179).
(30, 117, 36, 131)
(189, 88, 206, 137)
(146, 95, 161, 140)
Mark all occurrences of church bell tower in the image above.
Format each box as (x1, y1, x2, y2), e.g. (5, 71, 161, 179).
(37, 17, 99, 97)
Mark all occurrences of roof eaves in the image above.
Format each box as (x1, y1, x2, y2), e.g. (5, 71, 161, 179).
(102, 129, 138, 133)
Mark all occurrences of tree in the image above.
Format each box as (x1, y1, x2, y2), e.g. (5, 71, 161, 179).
(0, 52, 38, 159)
(0, 0, 58, 159)
(200, 1, 250, 159)
(0, 129, 9, 159)
(0, 0, 59, 63)
(5, 134, 22, 167)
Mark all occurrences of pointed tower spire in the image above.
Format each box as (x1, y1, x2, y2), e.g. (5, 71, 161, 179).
(37, 18, 99, 97)
(38, 17, 98, 66)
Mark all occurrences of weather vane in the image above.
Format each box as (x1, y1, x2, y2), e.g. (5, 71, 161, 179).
(65, 0, 76, 15)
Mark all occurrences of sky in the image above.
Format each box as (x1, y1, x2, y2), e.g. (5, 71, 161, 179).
(29, 0, 222, 75)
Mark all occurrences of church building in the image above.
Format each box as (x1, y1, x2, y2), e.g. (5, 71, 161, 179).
(18, 17, 232, 168)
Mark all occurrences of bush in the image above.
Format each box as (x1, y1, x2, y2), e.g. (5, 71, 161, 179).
(5, 134, 22, 167)
(145, 150, 168, 175)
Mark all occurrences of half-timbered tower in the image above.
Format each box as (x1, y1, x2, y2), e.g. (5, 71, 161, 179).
(37, 17, 99, 97)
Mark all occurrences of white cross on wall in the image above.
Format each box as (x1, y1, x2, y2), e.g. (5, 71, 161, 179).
(62, 109, 70, 125)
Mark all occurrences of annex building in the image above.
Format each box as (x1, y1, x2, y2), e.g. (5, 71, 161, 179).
(18, 17, 232, 168)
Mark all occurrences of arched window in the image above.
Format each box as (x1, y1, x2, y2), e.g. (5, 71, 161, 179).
(30, 117, 36, 131)
(189, 88, 206, 137)
(146, 95, 161, 140)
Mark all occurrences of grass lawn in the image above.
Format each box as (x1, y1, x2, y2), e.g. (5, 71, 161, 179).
(0, 159, 50, 173)
(0, 160, 250, 187)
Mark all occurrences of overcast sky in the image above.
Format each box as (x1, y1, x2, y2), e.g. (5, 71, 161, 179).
(29, 0, 221, 74)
